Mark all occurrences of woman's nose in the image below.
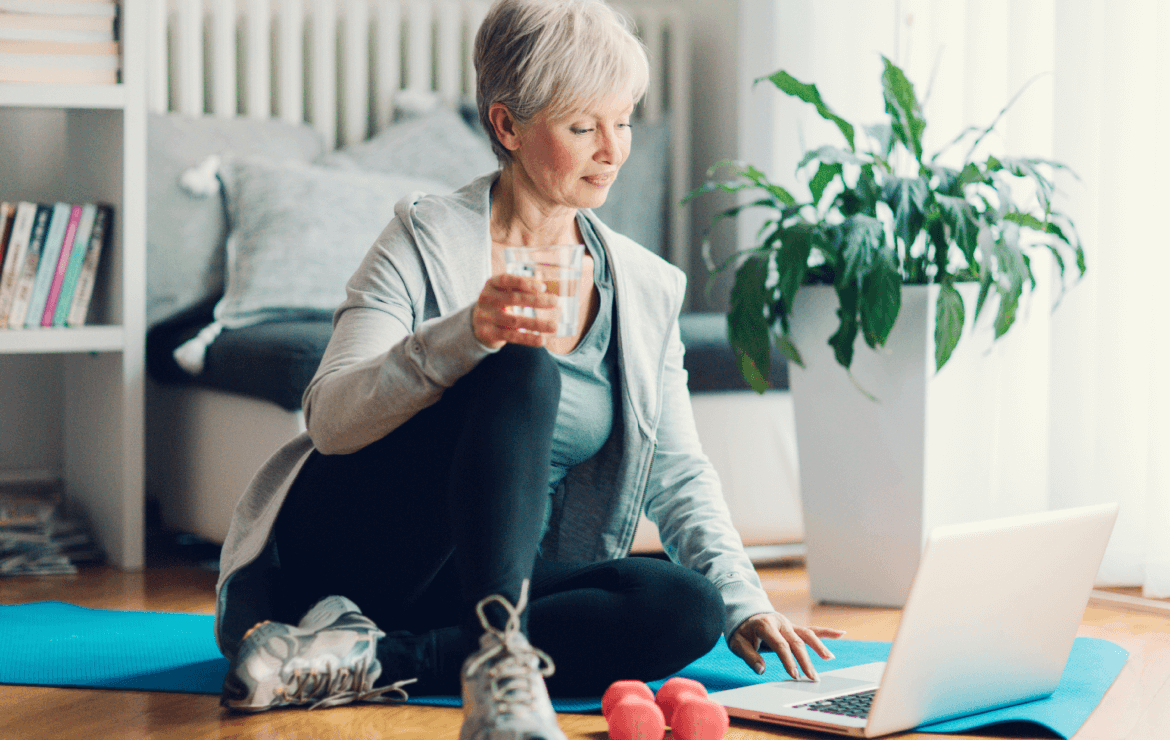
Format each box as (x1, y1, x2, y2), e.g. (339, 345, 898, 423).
(596, 127, 626, 167)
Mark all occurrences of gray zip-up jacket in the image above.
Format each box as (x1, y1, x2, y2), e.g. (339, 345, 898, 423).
(214, 173, 775, 659)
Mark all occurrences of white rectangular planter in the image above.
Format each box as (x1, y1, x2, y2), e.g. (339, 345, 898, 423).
(787, 281, 1051, 607)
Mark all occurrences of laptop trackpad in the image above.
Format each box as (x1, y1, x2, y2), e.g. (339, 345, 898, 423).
(770, 676, 876, 705)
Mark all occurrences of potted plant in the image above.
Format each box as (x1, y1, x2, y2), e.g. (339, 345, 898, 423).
(686, 57, 1085, 607)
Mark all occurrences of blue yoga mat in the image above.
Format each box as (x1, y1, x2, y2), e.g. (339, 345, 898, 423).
(0, 601, 1126, 737)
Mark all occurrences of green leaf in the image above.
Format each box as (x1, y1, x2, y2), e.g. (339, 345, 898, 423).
(882, 176, 930, 250)
(809, 162, 843, 208)
(838, 164, 881, 219)
(935, 194, 980, 265)
(880, 55, 926, 161)
(926, 214, 950, 281)
(683, 160, 799, 208)
(994, 280, 1022, 339)
(759, 69, 856, 151)
(860, 245, 902, 347)
(934, 282, 965, 371)
(998, 157, 1058, 212)
(797, 145, 867, 170)
(776, 223, 816, 316)
(737, 350, 770, 394)
(835, 214, 885, 288)
(728, 253, 773, 388)
(829, 283, 860, 370)
(925, 164, 962, 196)
(974, 259, 994, 323)
(957, 162, 986, 189)
(864, 123, 895, 159)
(776, 333, 804, 369)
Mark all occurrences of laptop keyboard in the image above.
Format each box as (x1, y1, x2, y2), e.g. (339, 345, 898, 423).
(794, 689, 876, 719)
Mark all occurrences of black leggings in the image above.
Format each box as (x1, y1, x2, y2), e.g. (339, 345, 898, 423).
(273, 344, 724, 697)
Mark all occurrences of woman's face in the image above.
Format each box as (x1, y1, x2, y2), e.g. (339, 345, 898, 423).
(509, 95, 634, 212)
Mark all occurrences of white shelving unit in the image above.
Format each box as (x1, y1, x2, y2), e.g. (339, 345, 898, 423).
(0, 0, 146, 570)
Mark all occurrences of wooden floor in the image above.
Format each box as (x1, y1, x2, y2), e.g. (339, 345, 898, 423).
(1, 535, 1168, 740)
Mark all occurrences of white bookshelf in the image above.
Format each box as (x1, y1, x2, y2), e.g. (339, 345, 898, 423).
(0, 0, 146, 570)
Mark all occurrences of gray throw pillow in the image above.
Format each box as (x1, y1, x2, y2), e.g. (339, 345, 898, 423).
(592, 118, 672, 256)
(146, 113, 326, 328)
(320, 107, 499, 189)
(213, 156, 450, 328)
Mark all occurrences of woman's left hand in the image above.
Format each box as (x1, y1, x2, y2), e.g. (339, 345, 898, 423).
(728, 612, 847, 681)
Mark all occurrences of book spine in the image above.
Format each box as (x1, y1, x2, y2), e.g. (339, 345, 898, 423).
(66, 204, 108, 327)
(51, 202, 95, 327)
(24, 202, 70, 328)
(7, 204, 52, 329)
(0, 28, 114, 44)
(0, 201, 37, 324)
(0, 39, 118, 55)
(0, 52, 120, 69)
(0, 202, 14, 277)
(41, 203, 81, 326)
(0, 14, 114, 31)
(0, 2, 118, 17)
(0, 66, 116, 83)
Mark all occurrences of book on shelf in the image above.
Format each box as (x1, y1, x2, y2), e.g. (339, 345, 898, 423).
(40, 203, 82, 326)
(0, 202, 14, 275)
(23, 201, 71, 328)
(0, 2, 118, 18)
(66, 203, 109, 327)
(0, 201, 108, 330)
(50, 202, 95, 327)
(0, 24, 119, 84)
(5, 202, 51, 328)
(0, 201, 37, 324)
(0, 9, 116, 45)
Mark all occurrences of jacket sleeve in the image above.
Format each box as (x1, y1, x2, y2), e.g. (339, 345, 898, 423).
(302, 209, 496, 455)
(641, 279, 777, 637)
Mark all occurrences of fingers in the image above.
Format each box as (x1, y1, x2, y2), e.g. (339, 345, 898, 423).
(760, 619, 814, 681)
(727, 631, 765, 677)
(474, 275, 560, 346)
(736, 615, 848, 682)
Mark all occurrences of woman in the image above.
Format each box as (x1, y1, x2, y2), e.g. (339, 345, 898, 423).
(216, 0, 844, 736)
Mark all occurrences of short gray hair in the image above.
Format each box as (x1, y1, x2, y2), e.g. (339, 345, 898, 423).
(474, 0, 650, 164)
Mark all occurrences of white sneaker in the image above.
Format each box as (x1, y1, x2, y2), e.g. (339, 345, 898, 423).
(221, 595, 417, 712)
(459, 581, 567, 740)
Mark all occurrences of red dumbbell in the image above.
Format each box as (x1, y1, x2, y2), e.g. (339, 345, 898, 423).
(606, 698, 665, 740)
(602, 680, 655, 718)
(653, 677, 708, 726)
(671, 694, 729, 740)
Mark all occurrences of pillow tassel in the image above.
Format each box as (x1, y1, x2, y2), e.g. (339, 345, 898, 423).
(173, 321, 224, 375)
(179, 155, 222, 197)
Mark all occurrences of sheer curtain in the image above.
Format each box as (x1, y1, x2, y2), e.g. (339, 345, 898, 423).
(1048, 0, 1170, 598)
(762, 0, 1170, 596)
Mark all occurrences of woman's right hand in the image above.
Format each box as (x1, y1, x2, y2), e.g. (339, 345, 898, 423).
(472, 273, 560, 349)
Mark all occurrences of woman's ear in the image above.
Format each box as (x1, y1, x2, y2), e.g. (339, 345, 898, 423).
(489, 103, 522, 152)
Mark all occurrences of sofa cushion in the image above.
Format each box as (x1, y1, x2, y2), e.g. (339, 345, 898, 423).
(146, 113, 325, 328)
(213, 156, 450, 329)
(148, 302, 333, 411)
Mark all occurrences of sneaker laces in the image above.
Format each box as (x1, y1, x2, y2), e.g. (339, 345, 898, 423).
(465, 580, 555, 717)
(270, 632, 418, 711)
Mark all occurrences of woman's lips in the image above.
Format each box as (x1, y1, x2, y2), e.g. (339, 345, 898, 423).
(584, 173, 617, 187)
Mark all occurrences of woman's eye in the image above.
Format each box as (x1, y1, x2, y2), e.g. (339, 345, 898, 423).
(571, 127, 592, 135)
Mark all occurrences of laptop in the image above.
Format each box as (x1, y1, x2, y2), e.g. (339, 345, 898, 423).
(710, 503, 1119, 738)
